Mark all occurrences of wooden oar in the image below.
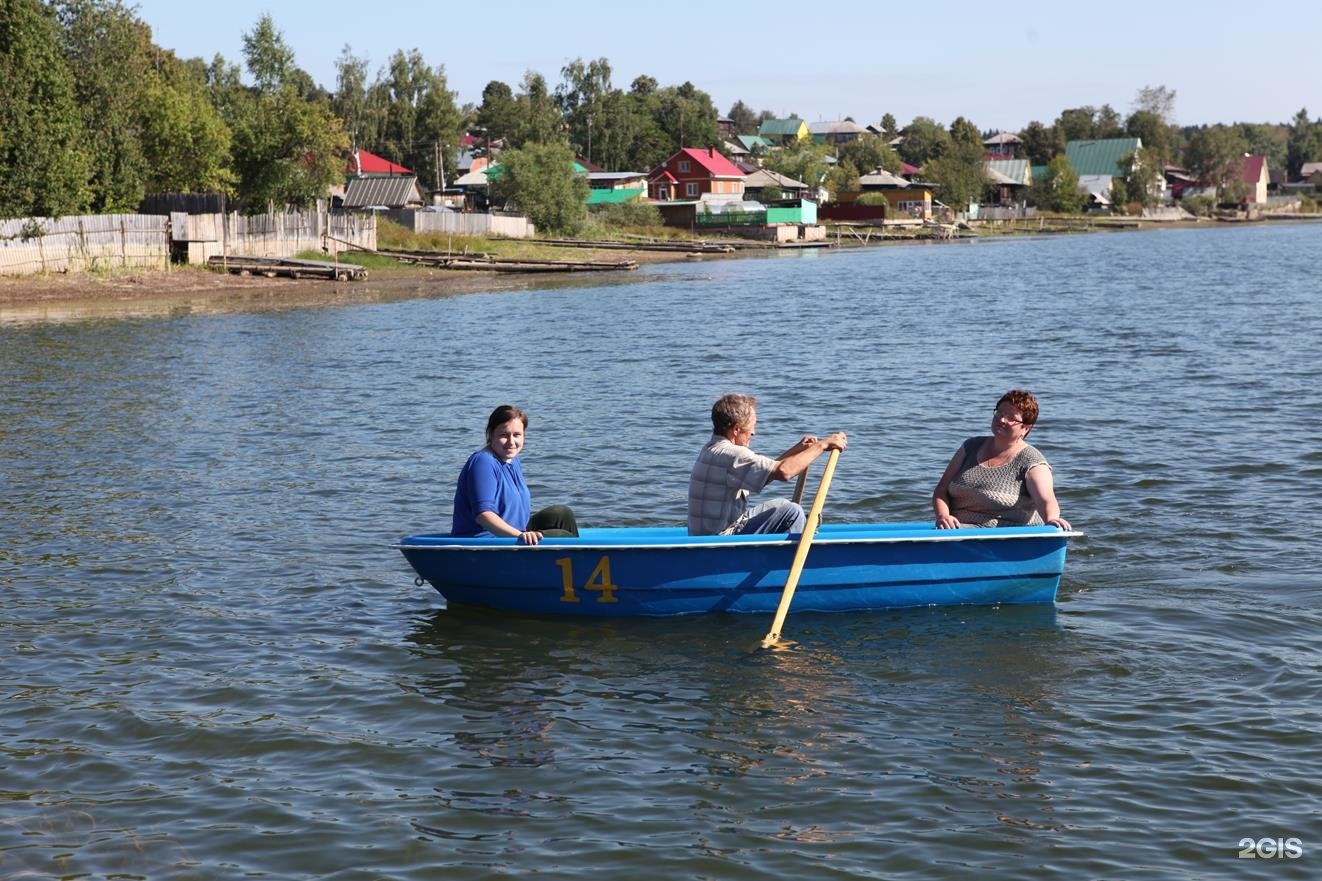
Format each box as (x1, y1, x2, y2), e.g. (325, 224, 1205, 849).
(761, 448, 841, 648)
(791, 469, 807, 504)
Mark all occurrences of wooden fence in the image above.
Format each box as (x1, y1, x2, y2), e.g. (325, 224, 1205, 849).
(0, 207, 376, 276)
(387, 208, 535, 239)
(0, 214, 168, 275)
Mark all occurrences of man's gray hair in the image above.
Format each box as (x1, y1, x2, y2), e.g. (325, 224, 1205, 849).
(711, 393, 756, 433)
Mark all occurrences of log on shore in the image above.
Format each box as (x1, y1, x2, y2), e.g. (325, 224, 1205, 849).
(379, 250, 638, 273)
(528, 238, 735, 253)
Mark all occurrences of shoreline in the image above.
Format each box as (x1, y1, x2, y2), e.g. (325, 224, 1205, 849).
(0, 246, 706, 324)
(2, 216, 1316, 323)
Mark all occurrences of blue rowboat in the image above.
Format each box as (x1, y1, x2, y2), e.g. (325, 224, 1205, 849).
(395, 522, 1081, 617)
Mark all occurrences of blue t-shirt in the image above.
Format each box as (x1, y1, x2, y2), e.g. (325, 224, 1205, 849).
(451, 449, 533, 536)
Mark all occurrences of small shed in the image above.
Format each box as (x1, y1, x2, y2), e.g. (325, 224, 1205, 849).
(343, 175, 426, 210)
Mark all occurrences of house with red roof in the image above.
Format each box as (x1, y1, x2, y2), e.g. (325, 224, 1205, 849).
(1241, 154, 1268, 203)
(347, 148, 412, 177)
(647, 147, 745, 202)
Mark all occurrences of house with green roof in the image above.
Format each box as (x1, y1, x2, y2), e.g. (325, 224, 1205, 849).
(1064, 138, 1142, 178)
(757, 118, 809, 145)
(736, 134, 775, 155)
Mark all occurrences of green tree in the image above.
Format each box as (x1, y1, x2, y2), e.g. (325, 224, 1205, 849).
(490, 141, 589, 235)
(229, 90, 348, 210)
(410, 63, 462, 189)
(1184, 126, 1249, 201)
(372, 49, 461, 188)
(727, 99, 759, 135)
(1114, 146, 1162, 210)
(837, 134, 901, 175)
(653, 81, 719, 151)
(1124, 109, 1172, 166)
(1286, 108, 1320, 179)
(558, 56, 612, 162)
(138, 50, 234, 195)
(764, 141, 833, 198)
(949, 115, 982, 150)
(924, 135, 988, 210)
(610, 83, 666, 170)
(203, 52, 247, 120)
(589, 88, 647, 171)
(0, 0, 90, 216)
(1031, 155, 1084, 213)
(54, 0, 158, 211)
(1132, 84, 1177, 123)
(241, 13, 294, 93)
(1055, 106, 1098, 142)
(1235, 122, 1286, 179)
(333, 46, 380, 150)
(878, 113, 898, 139)
(897, 116, 950, 167)
(225, 16, 348, 210)
(1019, 120, 1061, 166)
(1094, 104, 1125, 138)
(475, 80, 518, 149)
(824, 162, 859, 202)
(509, 71, 566, 147)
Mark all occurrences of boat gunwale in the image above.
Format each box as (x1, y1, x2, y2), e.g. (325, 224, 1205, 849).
(394, 527, 1083, 552)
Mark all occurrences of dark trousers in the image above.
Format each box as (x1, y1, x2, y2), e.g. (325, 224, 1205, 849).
(528, 504, 579, 537)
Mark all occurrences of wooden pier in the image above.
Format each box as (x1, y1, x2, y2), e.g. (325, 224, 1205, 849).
(208, 255, 367, 280)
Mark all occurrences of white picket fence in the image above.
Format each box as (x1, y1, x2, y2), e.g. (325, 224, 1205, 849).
(0, 208, 377, 276)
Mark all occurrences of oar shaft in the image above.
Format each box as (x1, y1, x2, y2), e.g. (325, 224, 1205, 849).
(762, 448, 841, 647)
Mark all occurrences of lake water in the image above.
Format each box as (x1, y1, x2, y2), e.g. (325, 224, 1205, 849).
(2, 222, 1319, 879)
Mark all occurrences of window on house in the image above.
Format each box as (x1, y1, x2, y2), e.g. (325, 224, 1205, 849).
(678, 160, 690, 172)
(686, 183, 699, 197)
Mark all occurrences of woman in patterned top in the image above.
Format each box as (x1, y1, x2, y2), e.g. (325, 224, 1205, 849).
(932, 389, 1071, 530)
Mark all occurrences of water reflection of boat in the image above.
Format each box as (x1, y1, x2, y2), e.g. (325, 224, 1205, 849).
(395, 523, 1081, 617)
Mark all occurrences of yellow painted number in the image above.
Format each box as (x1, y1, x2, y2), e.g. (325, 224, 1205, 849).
(555, 556, 619, 604)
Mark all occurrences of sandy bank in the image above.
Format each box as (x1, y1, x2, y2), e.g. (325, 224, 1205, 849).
(0, 247, 713, 323)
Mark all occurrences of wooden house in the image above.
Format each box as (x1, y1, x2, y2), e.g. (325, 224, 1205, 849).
(586, 171, 647, 206)
(741, 168, 809, 202)
(757, 118, 809, 146)
(833, 169, 933, 220)
(983, 132, 1023, 160)
(647, 148, 745, 202)
(1241, 154, 1269, 203)
(1065, 138, 1142, 179)
(809, 120, 868, 145)
(985, 159, 1032, 205)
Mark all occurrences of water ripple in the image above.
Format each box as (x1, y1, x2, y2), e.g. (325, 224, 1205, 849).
(2, 224, 1321, 879)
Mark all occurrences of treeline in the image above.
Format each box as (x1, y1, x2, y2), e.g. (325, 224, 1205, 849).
(4, 1, 1322, 222)
(0, 1, 723, 219)
(801, 89, 1322, 213)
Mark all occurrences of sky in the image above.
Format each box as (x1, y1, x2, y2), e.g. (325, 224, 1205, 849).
(131, 0, 1320, 131)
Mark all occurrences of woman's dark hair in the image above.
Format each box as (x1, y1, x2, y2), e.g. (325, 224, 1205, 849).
(486, 404, 528, 439)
